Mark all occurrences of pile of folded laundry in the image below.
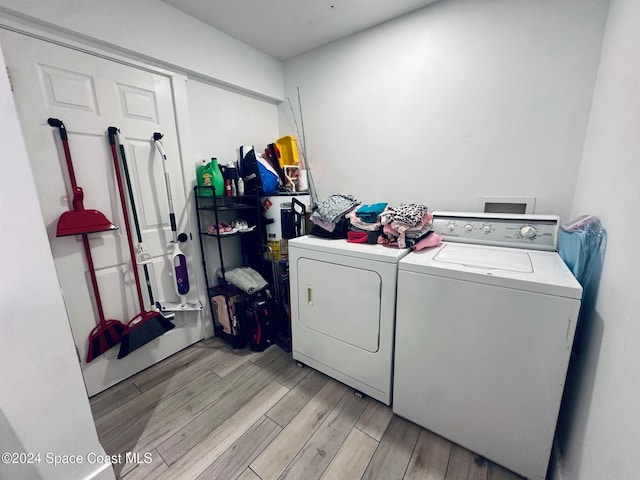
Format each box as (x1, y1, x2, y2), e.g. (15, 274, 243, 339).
(345, 202, 386, 244)
(378, 203, 441, 250)
(309, 193, 360, 239)
(308, 194, 441, 250)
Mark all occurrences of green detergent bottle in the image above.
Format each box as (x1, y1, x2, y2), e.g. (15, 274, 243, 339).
(196, 158, 224, 196)
(209, 158, 225, 197)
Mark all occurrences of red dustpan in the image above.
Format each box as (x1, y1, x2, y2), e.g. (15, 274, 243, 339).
(49, 118, 124, 362)
(47, 118, 118, 237)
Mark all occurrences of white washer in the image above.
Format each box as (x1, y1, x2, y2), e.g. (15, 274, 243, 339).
(289, 236, 409, 405)
(393, 212, 582, 480)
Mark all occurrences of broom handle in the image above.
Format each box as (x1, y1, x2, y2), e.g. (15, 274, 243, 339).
(116, 132, 157, 306)
(81, 234, 109, 327)
(108, 127, 146, 313)
(47, 118, 85, 212)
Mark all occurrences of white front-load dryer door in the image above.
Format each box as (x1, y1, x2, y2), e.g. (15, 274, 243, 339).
(297, 257, 380, 352)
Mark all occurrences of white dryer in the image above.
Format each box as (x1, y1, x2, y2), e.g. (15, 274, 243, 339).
(289, 236, 409, 405)
(393, 212, 582, 480)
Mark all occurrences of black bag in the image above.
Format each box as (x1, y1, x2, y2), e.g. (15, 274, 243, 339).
(239, 146, 262, 195)
(239, 294, 277, 352)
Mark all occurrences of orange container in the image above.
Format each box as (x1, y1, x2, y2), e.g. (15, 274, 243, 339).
(275, 135, 300, 167)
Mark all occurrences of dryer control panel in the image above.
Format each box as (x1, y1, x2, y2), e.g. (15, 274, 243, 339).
(432, 212, 559, 251)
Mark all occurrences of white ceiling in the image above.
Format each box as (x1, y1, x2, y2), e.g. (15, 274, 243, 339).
(161, 0, 441, 61)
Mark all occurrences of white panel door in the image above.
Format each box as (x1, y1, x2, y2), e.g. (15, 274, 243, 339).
(1, 29, 204, 396)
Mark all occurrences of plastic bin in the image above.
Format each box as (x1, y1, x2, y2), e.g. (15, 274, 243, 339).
(275, 135, 300, 167)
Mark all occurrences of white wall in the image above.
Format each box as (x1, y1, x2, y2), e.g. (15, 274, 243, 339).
(0, 0, 283, 101)
(281, 0, 609, 220)
(187, 80, 280, 166)
(185, 78, 280, 335)
(554, 0, 640, 479)
(0, 46, 114, 480)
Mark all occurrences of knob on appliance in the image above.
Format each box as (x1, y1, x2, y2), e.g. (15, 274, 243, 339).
(520, 225, 537, 238)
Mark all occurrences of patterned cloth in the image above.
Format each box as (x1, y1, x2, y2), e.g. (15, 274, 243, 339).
(378, 204, 431, 248)
(311, 194, 360, 223)
(380, 203, 429, 227)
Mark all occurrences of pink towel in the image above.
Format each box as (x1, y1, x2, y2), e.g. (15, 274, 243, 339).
(412, 233, 443, 251)
(211, 295, 231, 334)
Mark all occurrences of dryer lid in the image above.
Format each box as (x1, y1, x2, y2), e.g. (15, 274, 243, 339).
(288, 236, 410, 263)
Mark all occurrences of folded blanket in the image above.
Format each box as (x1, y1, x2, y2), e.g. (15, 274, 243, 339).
(217, 267, 268, 294)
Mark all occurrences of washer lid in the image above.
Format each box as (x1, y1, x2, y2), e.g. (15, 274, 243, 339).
(400, 243, 582, 299)
(288, 236, 410, 263)
(434, 244, 533, 273)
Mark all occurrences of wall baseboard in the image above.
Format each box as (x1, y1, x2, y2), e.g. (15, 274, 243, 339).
(84, 462, 116, 480)
(550, 441, 566, 480)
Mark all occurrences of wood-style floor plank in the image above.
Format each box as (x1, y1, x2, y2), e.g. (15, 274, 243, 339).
(117, 449, 167, 480)
(104, 362, 263, 457)
(156, 365, 279, 466)
(90, 340, 534, 480)
(361, 415, 422, 480)
(100, 370, 220, 453)
(90, 381, 141, 421)
(319, 427, 378, 480)
(488, 463, 525, 480)
(127, 361, 261, 455)
(94, 347, 223, 436)
(201, 341, 256, 377)
(250, 344, 285, 368)
(404, 429, 453, 480)
(237, 468, 261, 480)
(355, 399, 394, 441)
(250, 379, 349, 480)
(257, 348, 310, 389)
(278, 391, 368, 480)
(153, 381, 288, 480)
(130, 342, 217, 392)
(445, 446, 489, 480)
(194, 416, 282, 480)
(266, 368, 329, 427)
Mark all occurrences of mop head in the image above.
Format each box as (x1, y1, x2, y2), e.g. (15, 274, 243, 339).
(117, 312, 175, 359)
(157, 300, 204, 312)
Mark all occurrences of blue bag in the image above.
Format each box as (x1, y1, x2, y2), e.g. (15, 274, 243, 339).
(239, 146, 280, 195)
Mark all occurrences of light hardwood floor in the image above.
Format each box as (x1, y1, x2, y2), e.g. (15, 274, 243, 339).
(90, 338, 526, 480)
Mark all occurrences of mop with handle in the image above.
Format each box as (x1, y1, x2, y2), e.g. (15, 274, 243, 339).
(107, 127, 175, 359)
(112, 128, 174, 320)
(152, 132, 203, 312)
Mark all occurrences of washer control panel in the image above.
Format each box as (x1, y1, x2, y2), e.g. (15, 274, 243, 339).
(432, 212, 559, 251)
